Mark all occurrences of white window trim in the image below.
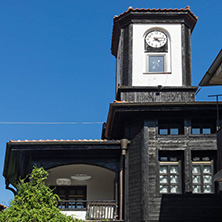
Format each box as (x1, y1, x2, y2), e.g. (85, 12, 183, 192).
(144, 53, 171, 74)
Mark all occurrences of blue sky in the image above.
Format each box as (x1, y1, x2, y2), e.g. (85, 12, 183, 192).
(0, 0, 221, 205)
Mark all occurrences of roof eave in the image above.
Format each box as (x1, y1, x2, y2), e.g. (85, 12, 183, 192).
(111, 7, 198, 57)
(199, 49, 222, 86)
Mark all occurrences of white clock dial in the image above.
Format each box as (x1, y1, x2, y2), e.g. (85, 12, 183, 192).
(146, 31, 167, 48)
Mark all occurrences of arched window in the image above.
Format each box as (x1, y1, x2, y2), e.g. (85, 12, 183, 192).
(144, 28, 171, 74)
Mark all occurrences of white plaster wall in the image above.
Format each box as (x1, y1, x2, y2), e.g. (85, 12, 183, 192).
(47, 164, 115, 200)
(61, 211, 86, 220)
(132, 24, 182, 86)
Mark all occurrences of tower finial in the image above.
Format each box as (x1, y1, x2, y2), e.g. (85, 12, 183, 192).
(128, 6, 133, 11)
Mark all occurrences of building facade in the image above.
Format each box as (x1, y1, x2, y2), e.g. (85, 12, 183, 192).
(3, 7, 222, 222)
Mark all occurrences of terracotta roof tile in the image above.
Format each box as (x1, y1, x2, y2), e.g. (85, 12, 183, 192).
(0, 204, 6, 209)
(114, 6, 198, 21)
(111, 6, 198, 57)
(114, 100, 130, 103)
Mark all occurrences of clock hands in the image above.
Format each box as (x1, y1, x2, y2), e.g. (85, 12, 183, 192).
(154, 37, 165, 42)
(146, 30, 167, 48)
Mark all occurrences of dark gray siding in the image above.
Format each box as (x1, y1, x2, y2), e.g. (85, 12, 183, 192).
(124, 116, 219, 222)
(145, 121, 217, 222)
(125, 120, 143, 222)
(118, 87, 197, 103)
(122, 24, 132, 86)
(182, 24, 192, 86)
(159, 194, 222, 221)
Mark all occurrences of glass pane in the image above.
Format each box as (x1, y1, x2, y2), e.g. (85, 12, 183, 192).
(69, 190, 77, 195)
(77, 189, 84, 195)
(192, 128, 200, 134)
(58, 190, 65, 195)
(193, 157, 200, 161)
(170, 128, 179, 135)
(203, 128, 211, 134)
(203, 175, 212, 184)
(193, 185, 201, 193)
(170, 175, 179, 184)
(68, 201, 76, 209)
(192, 166, 201, 174)
(170, 157, 177, 161)
(77, 202, 84, 208)
(160, 175, 168, 184)
(170, 166, 179, 174)
(160, 185, 168, 193)
(160, 157, 168, 161)
(192, 175, 201, 184)
(149, 56, 164, 72)
(170, 185, 179, 193)
(203, 166, 211, 174)
(159, 128, 168, 135)
(160, 166, 168, 174)
(203, 185, 212, 193)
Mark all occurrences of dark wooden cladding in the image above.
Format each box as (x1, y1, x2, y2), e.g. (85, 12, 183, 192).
(217, 129, 222, 170)
(105, 102, 220, 221)
(4, 142, 121, 188)
(124, 120, 143, 221)
(182, 24, 192, 86)
(124, 118, 218, 222)
(121, 25, 132, 86)
(159, 194, 222, 221)
(118, 87, 197, 103)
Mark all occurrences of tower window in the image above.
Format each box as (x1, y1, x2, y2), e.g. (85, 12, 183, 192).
(144, 29, 171, 74)
(148, 55, 165, 72)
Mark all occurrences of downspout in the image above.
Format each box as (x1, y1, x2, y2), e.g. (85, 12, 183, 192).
(5, 179, 17, 196)
(120, 138, 129, 221)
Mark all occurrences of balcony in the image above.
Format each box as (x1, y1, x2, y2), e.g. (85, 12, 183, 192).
(47, 164, 121, 220)
(59, 200, 118, 221)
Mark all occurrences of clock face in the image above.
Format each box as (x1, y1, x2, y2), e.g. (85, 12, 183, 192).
(146, 30, 167, 48)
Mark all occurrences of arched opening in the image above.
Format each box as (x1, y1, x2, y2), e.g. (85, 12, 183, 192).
(143, 27, 171, 74)
(47, 164, 116, 200)
(46, 164, 117, 220)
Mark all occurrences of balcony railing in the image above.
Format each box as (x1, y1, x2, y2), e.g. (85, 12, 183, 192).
(58, 200, 117, 220)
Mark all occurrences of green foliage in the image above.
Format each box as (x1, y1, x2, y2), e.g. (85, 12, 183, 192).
(0, 166, 83, 222)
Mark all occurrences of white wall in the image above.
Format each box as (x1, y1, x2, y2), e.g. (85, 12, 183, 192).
(132, 24, 182, 86)
(61, 211, 86, 220)
(47, 164, 115, 200)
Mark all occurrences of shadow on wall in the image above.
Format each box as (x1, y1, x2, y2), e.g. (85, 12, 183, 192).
(159, 194, 222, 221)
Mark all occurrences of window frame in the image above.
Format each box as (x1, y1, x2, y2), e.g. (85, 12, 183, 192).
(158, 120, 184, 135)
(158, 160, 182, 194)
(191, 120, 216, 135)
(52, 186, 87, 210)
(146, 54, 167, 73)
(143, 29, 171, 75)
(192, 161, 214, 194)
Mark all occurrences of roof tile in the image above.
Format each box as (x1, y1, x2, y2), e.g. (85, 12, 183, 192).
(114, 6, 198, 20)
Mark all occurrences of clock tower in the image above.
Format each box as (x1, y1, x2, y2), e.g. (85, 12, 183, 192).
(112, 6, 198, 103)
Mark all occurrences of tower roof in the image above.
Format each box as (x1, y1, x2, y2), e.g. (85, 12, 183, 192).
(111, 6, 198, 57)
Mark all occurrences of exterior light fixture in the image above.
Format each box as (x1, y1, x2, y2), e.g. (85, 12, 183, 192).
(71, 174, 91, 181)
(56, 178, 71, 185)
